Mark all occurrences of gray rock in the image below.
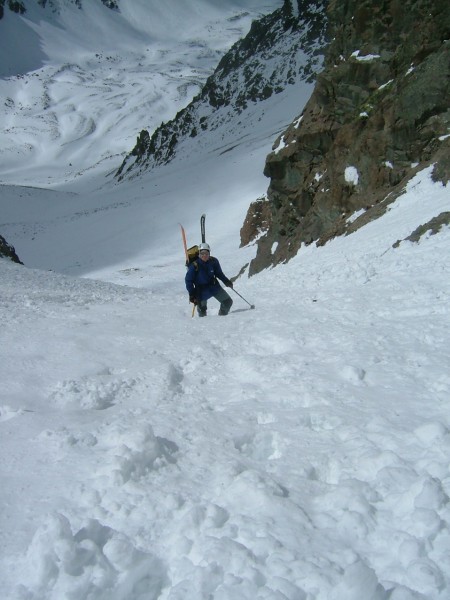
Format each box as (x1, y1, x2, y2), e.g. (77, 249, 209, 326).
(0, 234, 23, 264)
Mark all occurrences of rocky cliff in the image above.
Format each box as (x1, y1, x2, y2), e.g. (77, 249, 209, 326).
(116, 0, 327, 180)
(0, 0, 25, 19)
(0, 0, 118, 18)
(0, 234, 23, 264)
(246, 0, 450, 274)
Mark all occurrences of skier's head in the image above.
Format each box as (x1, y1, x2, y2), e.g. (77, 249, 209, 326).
(198, 242, 210, 261)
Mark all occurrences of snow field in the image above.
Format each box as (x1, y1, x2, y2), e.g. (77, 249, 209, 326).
(1, 168, 449, 598)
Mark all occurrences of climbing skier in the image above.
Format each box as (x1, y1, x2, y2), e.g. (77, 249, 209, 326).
(185, 243, 233, 317)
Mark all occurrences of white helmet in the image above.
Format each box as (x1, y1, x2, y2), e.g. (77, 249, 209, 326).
(198, 243, 210, 252)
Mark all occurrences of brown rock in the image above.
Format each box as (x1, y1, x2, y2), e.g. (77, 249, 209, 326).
(247, 0, 450, 274)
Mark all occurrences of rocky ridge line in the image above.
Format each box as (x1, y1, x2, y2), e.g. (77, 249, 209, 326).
(0, 0, 118, 19)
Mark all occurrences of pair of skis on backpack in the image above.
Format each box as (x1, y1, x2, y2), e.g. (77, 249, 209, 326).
(180, 213, 206, 267)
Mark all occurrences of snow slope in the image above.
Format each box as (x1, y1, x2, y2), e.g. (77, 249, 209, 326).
(1, 166, 449, 600)
(1, 1, 450, 598)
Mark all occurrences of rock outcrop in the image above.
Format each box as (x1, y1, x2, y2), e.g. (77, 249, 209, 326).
(0, 0, 25, 19)
(247, 0, 450, 275)
(116, 0, 327, 180)
(0, 0, 118, 18)
(0, 234, 23, 264)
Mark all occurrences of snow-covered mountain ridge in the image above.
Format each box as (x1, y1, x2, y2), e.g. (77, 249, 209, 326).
(116, 0, 327, 179)
(0, 0, 282, 186)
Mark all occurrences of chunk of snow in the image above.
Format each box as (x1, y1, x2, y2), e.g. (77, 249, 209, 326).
(378, 79, 394, 90)
(273, 135, 287, 154)
(347, 208, 366, 223)
(289, 0, 300, 18)
(345, 166, 359, 185)
(351, 50, 380, 62)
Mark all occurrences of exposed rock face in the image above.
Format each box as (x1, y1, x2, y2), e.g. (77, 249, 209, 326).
(240, 196, 272, 247)
(248, 0, 450, 275)
(0, 0, 26, 19)
(0, 234, 23, 264)
(0, 0, 118, 18)
(116, 0, 327, 180)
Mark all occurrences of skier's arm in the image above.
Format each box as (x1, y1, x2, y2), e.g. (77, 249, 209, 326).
(185, 265, 197, 296)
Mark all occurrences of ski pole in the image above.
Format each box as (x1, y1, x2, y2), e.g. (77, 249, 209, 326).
(231, 288, 255, 309)
(192, 304, 196, 318)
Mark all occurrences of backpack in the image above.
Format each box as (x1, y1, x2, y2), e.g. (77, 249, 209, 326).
(185, 245, 199, 267)
(181, 214, 206, 268)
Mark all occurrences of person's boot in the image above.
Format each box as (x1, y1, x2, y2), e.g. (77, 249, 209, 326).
(219, 297, 233, 315)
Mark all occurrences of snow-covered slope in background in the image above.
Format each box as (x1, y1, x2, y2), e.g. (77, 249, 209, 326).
(0, 0, 283, 186)
(0, 0, 316, 279)
(0, 136, 271, 276)
(116, 0, 326, 179)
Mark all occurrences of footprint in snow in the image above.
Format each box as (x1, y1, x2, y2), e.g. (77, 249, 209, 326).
(340, 364, 367, 385)
(234, 430, 284, 461)
(50, 372, 137, 410)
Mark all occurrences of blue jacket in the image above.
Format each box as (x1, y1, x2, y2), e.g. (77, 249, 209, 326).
(185, 256, 231, 301)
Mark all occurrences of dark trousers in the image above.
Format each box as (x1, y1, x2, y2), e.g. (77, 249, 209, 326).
(198, 287, 233, 316)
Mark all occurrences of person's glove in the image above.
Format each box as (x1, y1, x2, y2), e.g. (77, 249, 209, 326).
(225, 279, 233, 289)
(189, 294, 198, 305)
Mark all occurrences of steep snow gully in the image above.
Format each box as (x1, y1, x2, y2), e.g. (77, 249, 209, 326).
(1, 168, 450, 599)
